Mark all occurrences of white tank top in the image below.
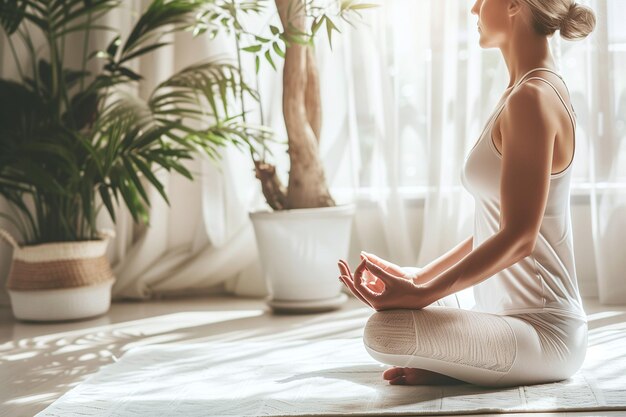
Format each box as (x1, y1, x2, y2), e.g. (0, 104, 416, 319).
(460, 67, 587, 321)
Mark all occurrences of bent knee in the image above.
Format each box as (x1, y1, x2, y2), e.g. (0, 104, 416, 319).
(363, 310, 417, 355)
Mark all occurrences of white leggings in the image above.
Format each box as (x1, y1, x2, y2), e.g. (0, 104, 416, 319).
(363, 303, 588, 387)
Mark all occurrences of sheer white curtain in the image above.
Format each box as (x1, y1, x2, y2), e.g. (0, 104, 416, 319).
(336, 0, 503, 308)
(338, 0, 626, 306)
(582, 0, 626, 304)
(1, 0, 624, 305)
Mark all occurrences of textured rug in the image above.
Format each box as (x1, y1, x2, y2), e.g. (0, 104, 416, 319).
(36, 330, 626, 416)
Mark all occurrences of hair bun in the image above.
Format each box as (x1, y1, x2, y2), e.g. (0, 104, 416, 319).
(560, 2, 596, 40)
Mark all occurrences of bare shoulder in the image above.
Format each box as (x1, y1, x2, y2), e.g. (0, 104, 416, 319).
(500, 80, 559, 132)
(506, 80, 553, 116)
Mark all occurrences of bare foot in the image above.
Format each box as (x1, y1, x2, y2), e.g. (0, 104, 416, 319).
(382, 367, 465, 385)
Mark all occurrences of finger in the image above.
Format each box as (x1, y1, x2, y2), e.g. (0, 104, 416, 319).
(339, 275, 372, 308)
(337, 260, 352, 280)
(353, 259, 379, 298)
(337, 259, 346, 274)
(360, 256, 378, 282)
(365, 259, 398, 290)
(338, 259, 353, 280)
(352, 258, 367, 287)
(361, 251, 404, 276)
(339, 275, 374, 309)
(355, 258, 384, 292)
(360, 255, 379, 284)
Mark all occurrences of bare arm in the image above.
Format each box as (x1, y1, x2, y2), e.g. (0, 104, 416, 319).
(422, 231, 530, 302)
(414, 235, 473, 285)
(421, 81, 557, 303)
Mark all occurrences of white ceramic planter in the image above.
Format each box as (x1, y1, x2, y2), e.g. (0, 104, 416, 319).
(9, 280, 114, 321)
(1, 230, 115, 322)
(249, 203, 356, 313)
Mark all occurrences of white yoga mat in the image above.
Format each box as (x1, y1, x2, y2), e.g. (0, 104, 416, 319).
(36, 331, 626, 416)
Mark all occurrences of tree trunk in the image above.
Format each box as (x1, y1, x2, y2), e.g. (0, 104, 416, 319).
(254, 160, 288, 211)
(269, 0, 334, 209)
(305, 47, 321, 142)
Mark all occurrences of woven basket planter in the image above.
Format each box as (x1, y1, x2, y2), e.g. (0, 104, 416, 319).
(0, 229, 116, 321)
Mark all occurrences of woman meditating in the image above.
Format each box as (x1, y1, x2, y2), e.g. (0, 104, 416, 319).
(337, 0, 595, 387)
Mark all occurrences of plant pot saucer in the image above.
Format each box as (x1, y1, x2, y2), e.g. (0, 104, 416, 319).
(266, 293, 348, 314)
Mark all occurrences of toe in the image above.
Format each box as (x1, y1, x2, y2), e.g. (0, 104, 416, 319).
(403, 369, 427, 385)
(388, 376, 406, 385)
(382, 366, 404, 380)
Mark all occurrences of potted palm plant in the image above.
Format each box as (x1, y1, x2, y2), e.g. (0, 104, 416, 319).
(207, 0, 376, 313)
(0, 0, 273, 321)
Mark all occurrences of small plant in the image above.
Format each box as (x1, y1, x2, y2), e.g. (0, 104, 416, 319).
(195, 0, 377, 210)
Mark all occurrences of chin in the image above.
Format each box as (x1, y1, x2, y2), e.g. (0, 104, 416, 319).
(478, 36, 496, 49)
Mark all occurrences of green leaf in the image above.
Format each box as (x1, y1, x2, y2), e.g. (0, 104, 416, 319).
(242, 44, 262, 53)
(272, 41, 284, 58)
(349, 3, 380, 10)
(264, 50, 276, 71)
(131, 155, 169, 204)
(192, 25, 207, 37)
(38, 59, 53, 93)
(325, 16, 341, 50)
(167, 160, 193, 179)
(117, 175, 147, 223)
(64, 91, 99, 131)
(58, 23, 117, 37)
(121, 0, 197, 56)
(107, 35, 121, 57)
(122, 157, 150, 206)
(51, 1, 119, 31)
(64, 68, 91, 88)
(311, 15, 324, 37)
(119, 42, 170, 64)
(134, 125, 172, 150)
(118, 66, 143, 81)
(0, 0, 26, 35)
(20, 11, 48, 32)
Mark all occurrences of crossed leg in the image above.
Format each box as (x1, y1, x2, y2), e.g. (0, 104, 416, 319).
(363, 306, 521, 387)
(367, 305, 589, 387)
(370, 294, 473, 385)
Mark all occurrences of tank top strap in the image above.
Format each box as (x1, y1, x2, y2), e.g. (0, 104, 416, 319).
(535, 68, 576, 114)
(490, 68, 568, 127)
(512, 72, 577, 177)
(470, 67, 575, 156)
(513, 67, 558, 88)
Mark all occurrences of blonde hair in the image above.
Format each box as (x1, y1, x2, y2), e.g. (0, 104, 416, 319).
(520, 0, 596, 41)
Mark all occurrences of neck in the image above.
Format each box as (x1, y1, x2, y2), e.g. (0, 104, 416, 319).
(499, 26, 556, 88)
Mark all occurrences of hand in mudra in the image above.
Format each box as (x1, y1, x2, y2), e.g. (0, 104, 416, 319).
(337, 252, 425, 311)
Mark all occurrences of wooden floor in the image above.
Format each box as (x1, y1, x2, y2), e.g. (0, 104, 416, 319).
(1, 293, 625, 417)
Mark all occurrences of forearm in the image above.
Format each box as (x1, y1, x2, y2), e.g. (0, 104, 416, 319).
(422, 231, 531, 303)
(414, 235, 473, 285)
